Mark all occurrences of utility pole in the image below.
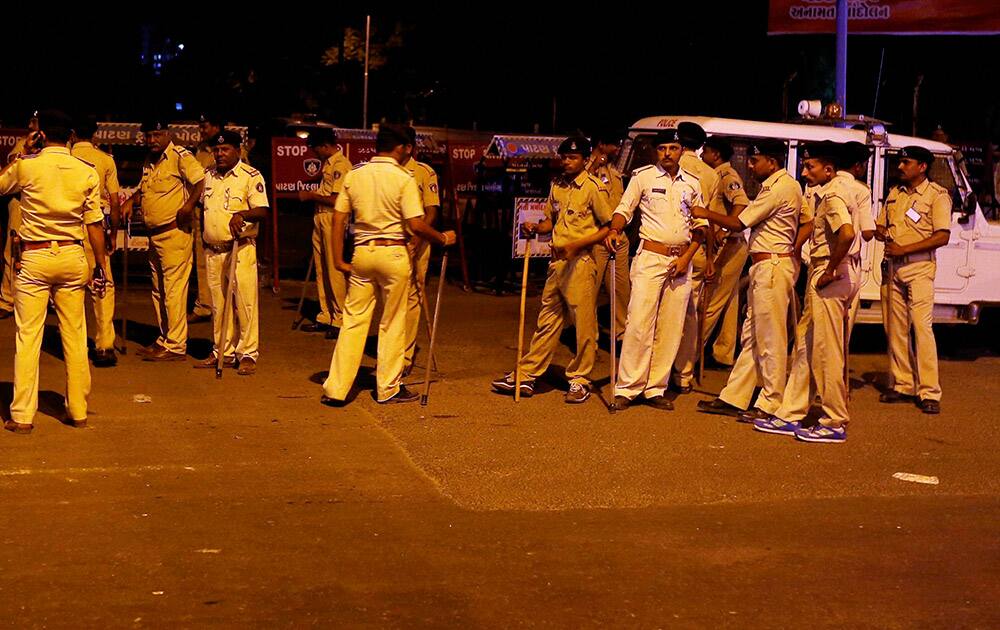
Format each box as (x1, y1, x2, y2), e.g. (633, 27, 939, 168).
(835, 0, 848, 114)
(363, 15, 371, 129)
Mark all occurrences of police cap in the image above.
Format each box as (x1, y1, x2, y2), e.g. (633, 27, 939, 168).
(900, 145, 934, 166)
(749, 139, 785, 161)
(677, 121, 706, 149)
(207, 129, 243, 148)
(558, 135, 591, 157)
(800, 141, 839, 163)
(306, 127, 337, 147)
(841, 141, 872, 165)
(140, 118, 170, 133)
(653, 129, 681, 147)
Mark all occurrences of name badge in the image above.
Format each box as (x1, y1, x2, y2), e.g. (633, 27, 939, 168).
(905, 207, 921, 223)
(652, 188, 666, 194)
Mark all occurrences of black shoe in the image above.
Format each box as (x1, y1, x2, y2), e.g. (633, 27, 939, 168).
(320, 395, 348, 408)
(703, 356, 733, 371)
(0, 309, 13, 320)
(324, 327, 339, 340)
(646, 395, 674, 411)
(3, 419, 32, 434)
(696, 398, 743, 417)
(379, 386, 420, 404)
(919, 399, 940, 415)
(671, 381, 693, 395)
(300, 322, 332, 333)
(92, 349, 117, 368)
(879, 390, 917, 404)
(609, 396, 631, 413)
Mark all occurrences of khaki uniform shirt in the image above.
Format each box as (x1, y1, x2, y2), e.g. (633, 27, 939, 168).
(715, 162, 750, 215)
(542, 171, 612, 249)
(317, 150, 352, 205)
(71, 141, 121, 211)
(834, 171, 875, 258)
(403, 158, 441, 210)
(809, 181, 853, 260)
(876, 178, 952, 247)
(139, 142, 205, 228)
(738, 169, 802, 254)
(0, 146, 103, 241)
(334, 156, 424, 245)
(588, 155, 624, 209)
(680, 150, 721, 213)
(614, 164, 708, 246)
(202, 161, 269, 244)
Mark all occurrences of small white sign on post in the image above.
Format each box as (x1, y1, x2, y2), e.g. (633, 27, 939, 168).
(512, 197, 552, 259)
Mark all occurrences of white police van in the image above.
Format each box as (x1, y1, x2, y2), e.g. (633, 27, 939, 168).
(619, 115, 997, 325)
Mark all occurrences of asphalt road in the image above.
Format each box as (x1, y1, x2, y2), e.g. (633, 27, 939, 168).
(0, 276, 997, 628)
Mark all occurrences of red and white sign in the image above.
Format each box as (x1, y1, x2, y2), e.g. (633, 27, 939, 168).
(769, 0, 1000, 35)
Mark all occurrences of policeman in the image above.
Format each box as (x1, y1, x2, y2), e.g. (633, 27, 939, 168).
(606, 128, 708, 412)
(188, 112, 227, 324)
(774, 142, 859, 443)
(693, 140, 801, 423)
(298, 127, 352, 337)
(400, 125, 442, 375)
(193, 130, 268, 375)
(70, 116, 122, 367)
(697, 136, 750, 368)
(838, 141, 876, 335)
(588, 130, 630, 341)
(673, 121, 721, 393)
(135, 118, 206, 361)
(0, 109, 107, 433)
(321, 125, 455, 405)
(876, 145, 951, 415)
(491, 136, 612, 403)
(0, 111, 39, 319)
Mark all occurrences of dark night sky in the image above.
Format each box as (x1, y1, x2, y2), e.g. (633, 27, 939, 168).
(4, 6, 999, 141)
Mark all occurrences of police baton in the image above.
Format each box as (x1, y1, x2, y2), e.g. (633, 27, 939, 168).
(420, 251, 448, 406)
(291, 255, 314, 330)
(216, 236, 242, 379)
(514, 231, 534, 403)
(608, 245, 618, 401)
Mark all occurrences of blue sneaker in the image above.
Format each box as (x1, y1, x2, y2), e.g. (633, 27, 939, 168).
(794, 423, 847, 444)
(752, 416, 801, 436)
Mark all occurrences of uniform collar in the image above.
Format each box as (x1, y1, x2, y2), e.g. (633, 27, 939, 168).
(653, 163, 687, 182)
(73, 141, 94, 149)
(761, 168, 788, 189)
(371, 156, 398, 165)
(565, 171, 589, 188)
(714, 161, 732, 173)
(216, 160, 244, 178)
(903, 178, 930, 194)
(41, 146, 70, 156)
(155, 142, 177, 163)
(835, 170, 853, 181)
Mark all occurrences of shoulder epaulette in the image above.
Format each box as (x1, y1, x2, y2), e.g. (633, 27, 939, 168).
(351, 162, 367, 170)
(416, 162, 436, 176)
(172, 146, 192, 157)
(679, 167, 700, 182)
(631, 164, 654, 176)
(394, 164, 414, 176)
(72, 156, 96, 168)
(928, 181, 947, 194)
(240, 164, 261, 177)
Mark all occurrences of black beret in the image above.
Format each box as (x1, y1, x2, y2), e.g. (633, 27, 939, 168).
(677, 121, 706, 148)
(749, 139, 786, 160)
(558, 135, 591, 156)
(841, 141, 872, 165)
(800, 141, 839, 162)
(141, 118, 170, 133)
(306, 127, 337, 147)
(653, 129, 681, 146)
(900, 145, 934, 165)
(207, 129, 243, 148)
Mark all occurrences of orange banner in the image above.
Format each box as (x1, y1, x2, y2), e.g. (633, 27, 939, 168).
(769, 0, 1000, 35)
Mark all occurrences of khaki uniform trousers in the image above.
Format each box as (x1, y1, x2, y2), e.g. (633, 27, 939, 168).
(403, 239, 432, 371)
(519, 254, 599, 386)
(0, 198, 23, 311)
(777, 260, 859, 426)
(190, 209, 213, 317)
(881, 259, 941, 401)
(323, 244, 410, 402)
(615, 248, 693, 400)
(11, 244, 91, 425)
(593, 235, 630, 340)
(82, 233, 116, 351)
(148, 227, 193, 354)
(717, 257, 796, 415)
(672, 247, 707, 387)
(206, 242, 260, 361)
(313, 211, 348, 327)
(775, 266, 814, 423)
(706, 237, 749, 365)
